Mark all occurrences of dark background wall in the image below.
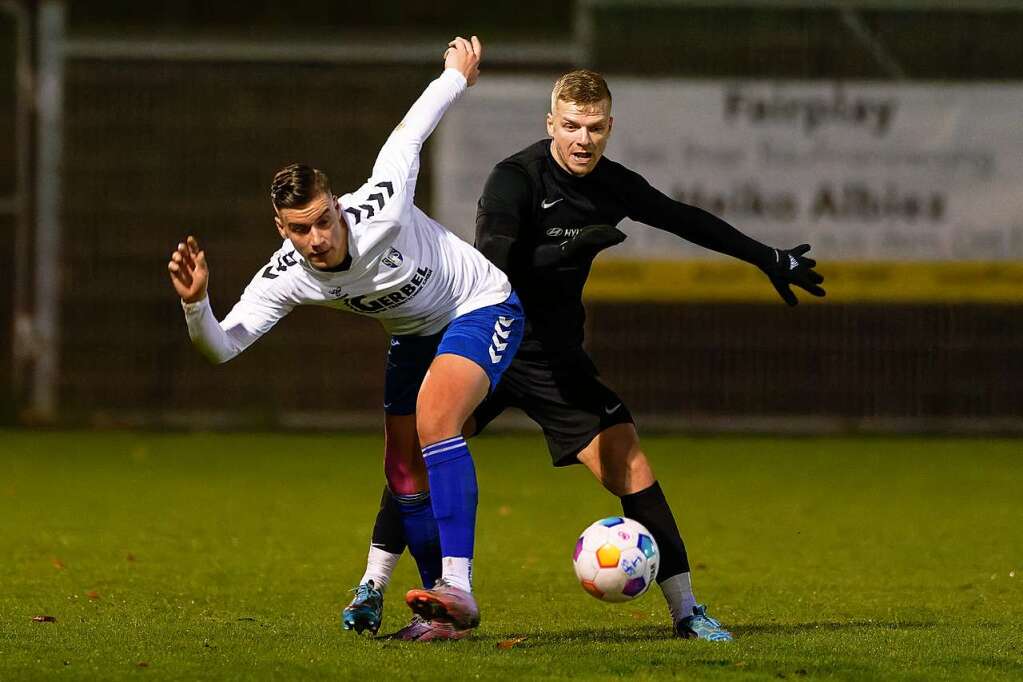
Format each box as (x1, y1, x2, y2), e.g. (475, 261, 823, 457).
(4, 1, 1022, 426)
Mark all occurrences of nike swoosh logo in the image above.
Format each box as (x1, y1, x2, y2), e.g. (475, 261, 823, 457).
(541, 198, 563, 209)
(604, 403, 622, 415)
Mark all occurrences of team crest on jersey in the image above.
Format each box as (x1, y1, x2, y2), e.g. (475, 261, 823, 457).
(381, 248, 403, 269)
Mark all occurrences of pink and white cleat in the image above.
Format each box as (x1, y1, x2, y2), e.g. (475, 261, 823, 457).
(405, 578, 480, 630)
(383, 615, 471, 642)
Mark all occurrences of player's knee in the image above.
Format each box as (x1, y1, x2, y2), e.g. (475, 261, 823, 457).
(415, 411, 460, 446)
(384, 450, 427, 495)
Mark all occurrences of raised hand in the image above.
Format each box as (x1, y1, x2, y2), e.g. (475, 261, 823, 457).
(444, 35, 482, 86)
(761, 243, 826, 306)
(167, 235, 209, 304)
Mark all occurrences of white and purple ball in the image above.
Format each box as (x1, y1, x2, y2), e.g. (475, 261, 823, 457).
(572, 516, 659, 603)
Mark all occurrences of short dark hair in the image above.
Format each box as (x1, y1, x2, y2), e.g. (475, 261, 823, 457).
(551, 69, 612, 113)
(270, 163, 332, 210)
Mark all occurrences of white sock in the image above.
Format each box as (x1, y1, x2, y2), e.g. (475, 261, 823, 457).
(441, 556, 473, 592)
(660, 572, 697, 623)
(359, 545, 400, 592)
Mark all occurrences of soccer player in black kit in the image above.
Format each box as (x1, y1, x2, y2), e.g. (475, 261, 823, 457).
(344, 69, 825, 642)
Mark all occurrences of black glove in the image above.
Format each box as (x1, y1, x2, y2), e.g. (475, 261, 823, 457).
(532, 224, 627, 269)
(760, 244, 826, 306)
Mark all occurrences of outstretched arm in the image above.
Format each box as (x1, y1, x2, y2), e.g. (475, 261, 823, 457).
(368, 36, 481, 197)
(624, 171, 825, 305)
(167, 236, 292, 363)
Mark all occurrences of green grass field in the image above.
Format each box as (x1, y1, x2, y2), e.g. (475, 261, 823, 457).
(1, 431, 1021, 680)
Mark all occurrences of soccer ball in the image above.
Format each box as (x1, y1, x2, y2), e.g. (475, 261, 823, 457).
(572, 516, 659, 602)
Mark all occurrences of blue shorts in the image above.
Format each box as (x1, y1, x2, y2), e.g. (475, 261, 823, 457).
(383, 292, 523, 415)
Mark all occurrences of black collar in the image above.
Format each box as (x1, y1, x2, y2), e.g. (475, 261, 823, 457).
(322, 252, 352, 273)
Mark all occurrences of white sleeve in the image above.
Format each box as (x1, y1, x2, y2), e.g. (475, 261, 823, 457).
(181, 285, 294, 364)
(370, 68, 467, 195)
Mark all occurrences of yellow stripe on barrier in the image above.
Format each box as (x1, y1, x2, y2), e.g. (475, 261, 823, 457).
(583, 260, 1023, 303)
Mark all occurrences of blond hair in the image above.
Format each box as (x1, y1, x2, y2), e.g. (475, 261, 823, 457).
(550, 69, 612, 113)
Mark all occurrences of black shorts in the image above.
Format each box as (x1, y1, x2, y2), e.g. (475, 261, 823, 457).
(471, 349, 634, 467)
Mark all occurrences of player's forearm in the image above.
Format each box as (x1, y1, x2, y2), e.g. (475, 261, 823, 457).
(641, 199, 774, 268)
(670, 204, 776, 267)
(181, 297, 244, 364)
(397, 68, 467, 144)
(369, 69, 467, 191)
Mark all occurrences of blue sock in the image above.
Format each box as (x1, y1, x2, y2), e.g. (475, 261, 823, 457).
(393, 491, 441, 588)
(422, 436, 478, 564)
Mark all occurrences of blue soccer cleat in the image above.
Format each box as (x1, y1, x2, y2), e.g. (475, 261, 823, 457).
(342, 579, 384, 635)
(674, 604, 733, 642)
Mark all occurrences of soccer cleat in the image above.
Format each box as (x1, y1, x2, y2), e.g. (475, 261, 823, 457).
(342, 580, 384, 635)
(674, 604, 733, 642)
(404, 579, 480, 630)
(382, 615, 471, 642)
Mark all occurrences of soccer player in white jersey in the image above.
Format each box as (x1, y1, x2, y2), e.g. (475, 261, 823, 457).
(168, 36, 517, 637)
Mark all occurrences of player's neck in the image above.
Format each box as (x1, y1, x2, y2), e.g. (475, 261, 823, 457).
(320, 252, 352, 273)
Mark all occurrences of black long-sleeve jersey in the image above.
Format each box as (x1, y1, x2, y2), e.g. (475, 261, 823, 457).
(475, 139, 776, 355)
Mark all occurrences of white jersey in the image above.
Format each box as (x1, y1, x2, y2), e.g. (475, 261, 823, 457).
(182, 69, 511, 363)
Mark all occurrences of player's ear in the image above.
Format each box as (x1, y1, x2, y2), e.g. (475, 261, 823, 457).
(274, 215, 286, 239)
(607, 115, 614, 137)
(545, 112, 555, 137)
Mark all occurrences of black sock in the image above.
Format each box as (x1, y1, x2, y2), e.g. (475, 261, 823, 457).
(371, 485, 407, 554)
(620, 480, 690, 582)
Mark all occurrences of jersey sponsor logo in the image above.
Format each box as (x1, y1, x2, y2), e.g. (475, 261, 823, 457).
(336, 267, 433, 314)
(342, 181, 396, 225)
(261, 250, 298, 279)
(541, 197, 564, 209)
(545, 227, 584, 239)
(381, 248, 403, 269)
(328, 286, 345, 298)
(488, 315, 515, 364)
